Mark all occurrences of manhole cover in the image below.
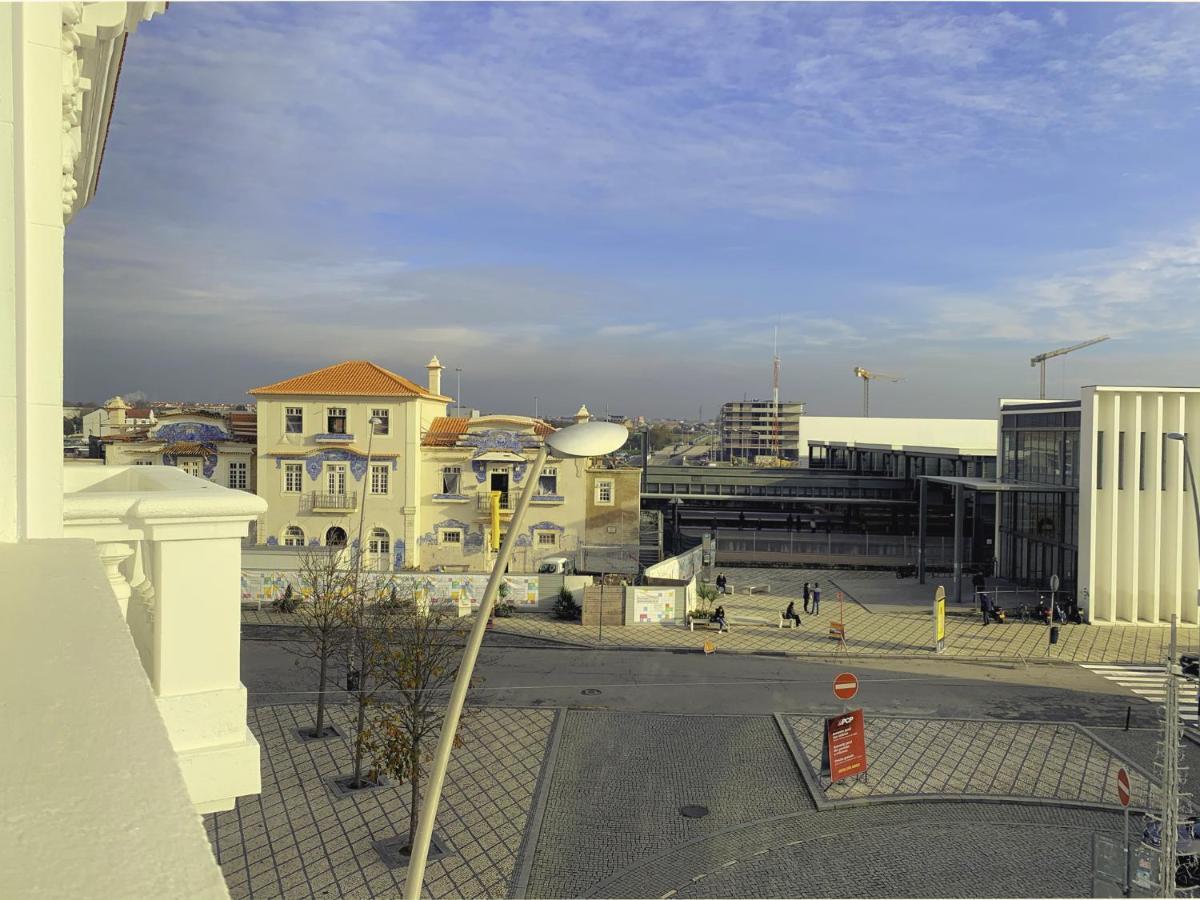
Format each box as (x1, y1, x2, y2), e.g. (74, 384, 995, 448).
(581, 688, 602, 695)
(680, 805, 709, 818)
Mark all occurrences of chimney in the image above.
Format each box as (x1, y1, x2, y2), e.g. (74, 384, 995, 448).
(426, 355, 445, 396)
(574, 403, 591, 424)
(105, 395, 129, 430)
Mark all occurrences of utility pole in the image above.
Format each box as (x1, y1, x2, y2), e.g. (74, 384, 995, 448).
(455, 368, 463, 416)
(534, 396, 539, 420)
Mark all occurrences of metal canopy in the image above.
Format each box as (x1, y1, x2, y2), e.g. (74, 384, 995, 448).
(918, 475, 1074, 493)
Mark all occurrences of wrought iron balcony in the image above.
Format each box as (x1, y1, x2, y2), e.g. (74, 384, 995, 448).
(310, 491, 358, 512)
(475, 491, 515, 514)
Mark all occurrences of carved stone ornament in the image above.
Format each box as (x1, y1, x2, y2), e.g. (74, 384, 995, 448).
(61, 3, 85, 221)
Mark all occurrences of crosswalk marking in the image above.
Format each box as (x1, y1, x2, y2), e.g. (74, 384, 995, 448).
(1081, 664, 1199, 724)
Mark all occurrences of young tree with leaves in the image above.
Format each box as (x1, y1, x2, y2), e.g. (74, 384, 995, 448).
(365, 596, 467, 848)
(289, 546, 355, 739)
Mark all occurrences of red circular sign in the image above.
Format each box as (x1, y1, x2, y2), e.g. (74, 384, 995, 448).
(833, 672, 859, 701)
(1117, 767, 1131, 808)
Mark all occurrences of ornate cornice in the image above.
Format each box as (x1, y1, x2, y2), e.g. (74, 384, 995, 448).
(61, 3, 85, 220)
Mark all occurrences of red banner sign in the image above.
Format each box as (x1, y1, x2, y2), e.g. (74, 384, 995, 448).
(822, 709, 868, 783)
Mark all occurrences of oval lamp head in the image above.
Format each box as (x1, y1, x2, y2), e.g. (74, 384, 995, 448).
(1167, 432, 1186, 441)
(544, 421, 628, 459)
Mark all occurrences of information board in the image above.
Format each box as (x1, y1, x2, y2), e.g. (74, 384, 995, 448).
(821, 708, 868, 782)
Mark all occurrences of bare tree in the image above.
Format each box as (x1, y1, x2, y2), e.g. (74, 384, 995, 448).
(288, 546, 355, 739)
(365, 593, 467, 848)
(343, 569, 392, 787)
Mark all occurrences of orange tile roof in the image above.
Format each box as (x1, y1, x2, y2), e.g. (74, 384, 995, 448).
(422, 417, 472, 447)
(249, 360, 443, 399)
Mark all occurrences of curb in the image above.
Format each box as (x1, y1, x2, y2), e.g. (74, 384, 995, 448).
(510, 707, 567, 900)
(773, 712, 1158, 814)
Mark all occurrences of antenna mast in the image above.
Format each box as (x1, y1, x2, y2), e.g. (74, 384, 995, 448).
(772, 327, 781, 458)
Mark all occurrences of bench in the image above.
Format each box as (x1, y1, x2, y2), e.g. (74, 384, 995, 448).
(687, 615, 723, 632)
(778, 614, 798, 629)
(728, 614, 774, 628)
(747, 584, 769, 595)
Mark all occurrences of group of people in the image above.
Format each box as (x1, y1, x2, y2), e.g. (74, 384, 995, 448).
(709, 574, 823, 630)
(782, 581, 821, 627)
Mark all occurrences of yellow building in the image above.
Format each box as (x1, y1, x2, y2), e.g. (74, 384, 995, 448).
(250, 358, 641, 573)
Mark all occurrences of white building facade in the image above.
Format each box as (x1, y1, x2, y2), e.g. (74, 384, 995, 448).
(102, 410, 257, 493)
(1079, 386, 1200, 626)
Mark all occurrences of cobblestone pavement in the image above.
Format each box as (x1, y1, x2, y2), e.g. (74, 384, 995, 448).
(601, 803, 1124, 899)
(524, 711, 807, 899)
(204, 703, 555, 899)
(243, 567, 1199, 665)
(784, 715, 1154, 808)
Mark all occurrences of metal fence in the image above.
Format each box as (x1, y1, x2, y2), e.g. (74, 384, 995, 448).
(712, 530, 971, 566)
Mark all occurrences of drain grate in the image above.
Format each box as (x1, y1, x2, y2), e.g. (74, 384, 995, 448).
(680, 805, 709, 818)
(581, 688, 602, 695)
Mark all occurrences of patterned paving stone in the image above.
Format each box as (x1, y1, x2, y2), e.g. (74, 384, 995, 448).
(784, 714, 1155, 809)
(205, 703, 555, 899)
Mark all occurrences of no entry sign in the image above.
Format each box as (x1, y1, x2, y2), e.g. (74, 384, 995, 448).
(1116, 767, 1131, 808)
(833, 672, 859, 701)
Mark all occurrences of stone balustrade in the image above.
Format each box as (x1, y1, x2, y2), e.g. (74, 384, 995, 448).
(63, 463, 267, 813)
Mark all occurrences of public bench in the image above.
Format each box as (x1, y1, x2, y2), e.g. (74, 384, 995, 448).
(747, 584, 769, 595)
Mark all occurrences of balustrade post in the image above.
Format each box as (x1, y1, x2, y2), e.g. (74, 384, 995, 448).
(97, 542, 134, 616)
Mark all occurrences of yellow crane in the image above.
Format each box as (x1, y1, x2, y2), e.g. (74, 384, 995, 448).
(1030, 335, 1109, 400)
(853, 366, 903, 418)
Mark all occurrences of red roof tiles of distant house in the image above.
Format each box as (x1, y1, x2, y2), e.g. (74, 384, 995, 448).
(422, 417, 472, 447)
(249, 360, 444, 399)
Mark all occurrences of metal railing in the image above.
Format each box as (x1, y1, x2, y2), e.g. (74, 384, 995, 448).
(310, 491, 357, 510)
(475, 491, 514, 512)
(710, 529, 973, 565)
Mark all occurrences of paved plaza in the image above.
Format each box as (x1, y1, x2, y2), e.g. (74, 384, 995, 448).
(204, 703, 556, 899)
(242, 566, 1199, 666)
(783, 715, 1155, 809)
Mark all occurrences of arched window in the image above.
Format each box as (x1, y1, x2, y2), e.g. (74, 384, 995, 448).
(369, 527, 390, 556)
(283, 525, 305, 547)
(325, 526, 347, 547)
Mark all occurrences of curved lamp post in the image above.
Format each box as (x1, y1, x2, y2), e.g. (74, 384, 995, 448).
(404, 420, 628, 898)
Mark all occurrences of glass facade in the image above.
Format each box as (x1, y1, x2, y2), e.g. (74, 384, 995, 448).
(998, 406, 1081, 591)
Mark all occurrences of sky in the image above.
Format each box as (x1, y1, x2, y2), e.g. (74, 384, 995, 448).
(64, 2, 1200, 419)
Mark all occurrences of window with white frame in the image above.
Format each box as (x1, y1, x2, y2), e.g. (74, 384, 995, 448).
(442, 465, 461, 494)
(371, 408, 389, 435)
(370, 463, 389, 495)
(327, 463, 347, 495)
(179, 458, 202, 478)
(439, 528, 463, 544)
(595, 478, 614, 505)
(283, 462, 303, 493)
(326, 407, 347, 434)
(228, 461, 248, 490)
(134, 459, 153, 466)
(538, 466, 558, 496)
(368, 527, 390, 555)
(285, 406, 303, 434)
(536, 530, 558, 547)
(283, 525, 305, 547)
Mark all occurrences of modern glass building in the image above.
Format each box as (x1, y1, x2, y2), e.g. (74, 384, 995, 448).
(997, 400, 1082, 592)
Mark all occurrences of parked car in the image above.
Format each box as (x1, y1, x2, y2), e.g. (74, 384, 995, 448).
(537, 556, 576, 576)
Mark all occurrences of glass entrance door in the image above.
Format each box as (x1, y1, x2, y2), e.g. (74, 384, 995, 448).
(328, 464, 347, 495)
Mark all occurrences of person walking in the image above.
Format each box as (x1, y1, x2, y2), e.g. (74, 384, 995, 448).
(783, 600, 802, 628)
(980, 592, 991, 626)
(811, 584, 821, 615)
(802, 582, 811, 614)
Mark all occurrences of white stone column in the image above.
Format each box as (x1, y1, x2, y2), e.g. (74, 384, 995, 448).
(0, 4, 67, 542)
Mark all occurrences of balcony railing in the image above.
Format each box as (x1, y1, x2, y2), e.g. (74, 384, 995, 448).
(310, 491, 358, 512)
(476, 491, 515, 513)
(63, 463, 266, 814)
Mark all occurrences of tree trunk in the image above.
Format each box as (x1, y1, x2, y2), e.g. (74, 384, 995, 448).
(352, 688, 367, 784)
(409, 750, 421, 848)
(314, 643, 328, 738)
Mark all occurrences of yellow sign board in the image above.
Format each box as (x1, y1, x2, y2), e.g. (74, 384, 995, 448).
(703, 639, 716, 655)
(934, 585, 946, 650)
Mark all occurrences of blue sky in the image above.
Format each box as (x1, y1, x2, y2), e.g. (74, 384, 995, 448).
(64, 2, 1200, 418)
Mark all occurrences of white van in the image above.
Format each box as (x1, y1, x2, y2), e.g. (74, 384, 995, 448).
(537, 556, 575, 576)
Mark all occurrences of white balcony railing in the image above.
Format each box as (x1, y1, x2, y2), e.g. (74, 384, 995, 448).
(63, 463, 267, 814)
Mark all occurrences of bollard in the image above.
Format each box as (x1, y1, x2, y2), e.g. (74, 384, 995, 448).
(1125, 705, 1132, 731)
(1049, 625, 1060, 645)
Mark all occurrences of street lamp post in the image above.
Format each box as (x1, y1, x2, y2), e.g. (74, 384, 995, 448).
(403, 420, 629, 899)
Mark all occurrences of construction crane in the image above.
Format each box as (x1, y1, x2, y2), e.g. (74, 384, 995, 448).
(853, 366, 903, 418)
(1030, 335, 1109, 400)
